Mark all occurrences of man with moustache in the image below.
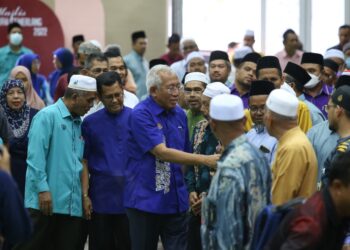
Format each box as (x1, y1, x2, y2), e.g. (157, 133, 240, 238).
(183, 72, 208, 138)
(208, 51, 231, 87)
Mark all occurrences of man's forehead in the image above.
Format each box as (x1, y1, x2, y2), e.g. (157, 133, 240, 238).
(210, 59, 226, 65)
(91, 60, 108, 68)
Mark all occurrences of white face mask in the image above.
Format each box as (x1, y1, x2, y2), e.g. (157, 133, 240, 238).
(9, 33, 23, 46)
(304, 73, 320, 89)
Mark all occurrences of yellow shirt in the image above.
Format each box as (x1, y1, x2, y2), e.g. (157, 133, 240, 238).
(271, 126, 318, 205)
(244, 101, 312, 133)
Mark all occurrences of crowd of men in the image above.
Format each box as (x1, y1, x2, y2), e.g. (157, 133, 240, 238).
(1, 20, 350, 250)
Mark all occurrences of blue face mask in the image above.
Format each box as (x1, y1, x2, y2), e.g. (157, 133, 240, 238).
(346, 57, 350, 69)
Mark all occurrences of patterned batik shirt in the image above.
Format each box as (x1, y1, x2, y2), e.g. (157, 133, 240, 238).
(201, 134, 272, 250)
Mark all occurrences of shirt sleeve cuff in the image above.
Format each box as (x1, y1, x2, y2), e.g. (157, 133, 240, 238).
(37, 180, 50, 193)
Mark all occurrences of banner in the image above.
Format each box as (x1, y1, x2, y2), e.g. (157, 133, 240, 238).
(0, 0, 65, 77)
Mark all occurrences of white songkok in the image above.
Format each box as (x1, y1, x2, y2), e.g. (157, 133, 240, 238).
(210, 94, 244, 121)
(184, 72, 209, 85)
(185, 51, 205, 66)
(234, 46, 253, 59)
(68, 75, 96, 92)
(324, 49, 345, 61)
(245, 29, 255, 37)
(203, 82, 230, 98)
(266, 89, 298, 117)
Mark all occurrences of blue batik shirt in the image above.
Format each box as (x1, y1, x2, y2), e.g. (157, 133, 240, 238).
(201, 134, 271, 250)
(124, 96, 191, 214)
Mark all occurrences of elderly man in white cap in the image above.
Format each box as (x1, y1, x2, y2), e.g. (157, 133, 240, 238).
(184, 72, 209, 138)
(22, 75, 96, 249)
(264, 89, 317, 206)
(184, 82, 230, 250)
(201, 94, 271, 250)
(324, 48, 345, 72)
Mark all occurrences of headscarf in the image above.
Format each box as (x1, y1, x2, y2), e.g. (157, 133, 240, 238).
(49, 48, 74, 98)
(10, 66, 45, 110)
(0, 80, 30, 138)
(16, 53, 43, 96)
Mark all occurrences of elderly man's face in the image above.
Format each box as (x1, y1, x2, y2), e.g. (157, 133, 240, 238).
(244, 36, 255, 47)
(187, 58, 206, 73)
(184, 81, 205, 113)
(182, 40, 198, 57)
(209, 59, 230, 83)
(100, 82, 124, 114)
(152, 72, 180, 110)
(87, 59, 108, 78)
(74, 91, 96, 116)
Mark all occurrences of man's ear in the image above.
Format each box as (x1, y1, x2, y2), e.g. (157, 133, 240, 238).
(149, 85, 158, 98)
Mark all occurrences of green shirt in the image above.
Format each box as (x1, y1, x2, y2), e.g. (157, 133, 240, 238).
(25, 99, 84, 217)
(186, 109, 205, 139)
(0, 45, 33, 87)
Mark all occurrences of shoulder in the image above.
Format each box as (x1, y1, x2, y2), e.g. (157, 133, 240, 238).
(221, 139, 260, 167)
(0, 170, 16, 191)
(336, 138, 350, 153)
(83, 108, 104, 124)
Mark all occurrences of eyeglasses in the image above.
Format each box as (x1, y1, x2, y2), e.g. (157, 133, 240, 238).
(250, 105, 265, 113)
(165, 85, 182, 94)
(325, 104, 337, 113)
(103, 92, 124, 101)
(184, 87, 204, 95)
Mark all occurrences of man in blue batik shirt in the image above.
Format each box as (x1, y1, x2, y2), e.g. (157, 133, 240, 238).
(202, 94, 271, 250)
(125, 65, 219, 250)
(22, 75, 96, 250)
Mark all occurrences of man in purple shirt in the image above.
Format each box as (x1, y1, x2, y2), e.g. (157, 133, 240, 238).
(301, 52, 330, 117)
(81, 72, 131, 250)
(231, 52, 261, 109)
(125, 65, 218, 250)
(275, 29, 303, 70)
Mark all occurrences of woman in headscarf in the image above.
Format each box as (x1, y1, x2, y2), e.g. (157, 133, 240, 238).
(0, 79, 39, 197)
(10, 66, 45, 110)
(48, 47, 74, 99)
(16, 53, 52, 104)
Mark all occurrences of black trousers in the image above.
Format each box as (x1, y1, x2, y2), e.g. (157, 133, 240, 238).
(14, 209, 83, 250)
(187, 214, 202, 250)
(89, 212, 131, 250)
(126, 208, 188, 250)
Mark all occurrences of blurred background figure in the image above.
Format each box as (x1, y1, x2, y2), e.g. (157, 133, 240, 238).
(72, 34, 85, 66)
(48, 48, 74, 99)
(160, 33, 183, 65)
(16, 54, 52, 105)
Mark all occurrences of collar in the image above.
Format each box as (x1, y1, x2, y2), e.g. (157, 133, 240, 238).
(147, 96, 177, 116)
(131, 50, 143, 60)
(220, 134, 247, 159)
(3, 44, 25, 54)
(279, 126, 300, 143)
(57, 98, 81, 123)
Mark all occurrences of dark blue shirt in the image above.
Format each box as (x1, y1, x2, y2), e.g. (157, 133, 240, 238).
(82, 107, 132, 214)
(124, 96, 191, 214)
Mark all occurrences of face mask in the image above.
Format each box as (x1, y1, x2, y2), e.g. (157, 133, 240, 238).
(9, 33, 23, 46)
(304, 73, 320, 89)
(346, 57, 350, 69)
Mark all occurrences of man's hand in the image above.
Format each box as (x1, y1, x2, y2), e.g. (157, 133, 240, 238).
(189, 192, 199, 206)
(0, 146, 11, 174)
(202, 154, 220, 168)
(83, 196, 93, 220)
(39, 191, 52, 216)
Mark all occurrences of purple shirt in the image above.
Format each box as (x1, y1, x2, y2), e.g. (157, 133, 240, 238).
(303, 84, 330, 118)
(231, 84, 249, 109)
(82, 107, 132, 214)
(124, 96, 191, 214)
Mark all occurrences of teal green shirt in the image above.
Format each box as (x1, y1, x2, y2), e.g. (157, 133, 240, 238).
(25, 99, 84, 217)
(186, 109, 205, 139)
(0, 45, 33, 86)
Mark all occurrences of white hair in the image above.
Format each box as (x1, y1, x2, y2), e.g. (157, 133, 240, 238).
(146, 65, 176, 92)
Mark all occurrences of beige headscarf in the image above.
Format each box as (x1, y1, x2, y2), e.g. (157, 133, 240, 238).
(10, 66, 45, 110)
